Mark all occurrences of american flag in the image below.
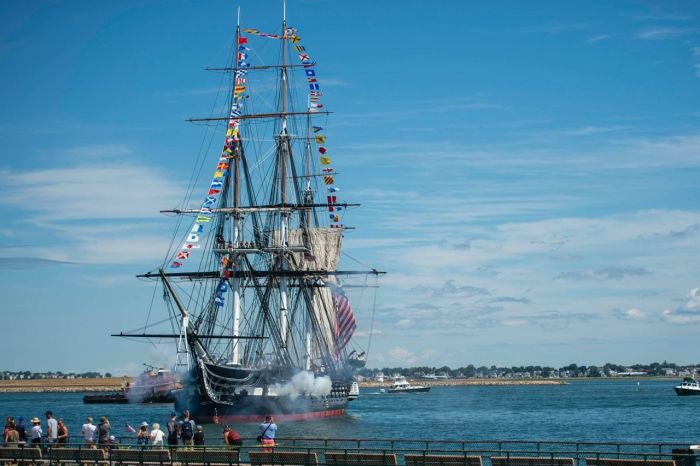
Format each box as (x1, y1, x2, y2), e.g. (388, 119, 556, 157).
(332, 285, 356, 351)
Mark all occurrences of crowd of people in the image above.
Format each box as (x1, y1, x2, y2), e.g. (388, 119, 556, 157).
(3, 410, 278, 449)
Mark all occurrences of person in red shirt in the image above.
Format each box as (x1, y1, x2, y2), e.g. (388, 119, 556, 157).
(223, 426, 242, 447)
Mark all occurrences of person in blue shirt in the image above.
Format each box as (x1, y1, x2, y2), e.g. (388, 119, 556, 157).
(258, 416, 277, 446)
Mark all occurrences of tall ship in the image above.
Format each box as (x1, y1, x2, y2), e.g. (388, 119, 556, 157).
(115, 5, 382, 423)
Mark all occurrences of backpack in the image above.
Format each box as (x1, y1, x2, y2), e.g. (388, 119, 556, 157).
(180, 420, 193, 440)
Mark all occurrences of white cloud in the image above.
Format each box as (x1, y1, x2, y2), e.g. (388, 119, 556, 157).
(661, 288, 700, 325)
(586, 34, 619, 43)
(0, 147, 187, 264)
(637, 27, 697, 39)
(615, 308, 647, 320)
(564, 125, 630, 135)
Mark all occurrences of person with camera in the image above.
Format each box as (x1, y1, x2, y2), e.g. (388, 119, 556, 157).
(257, 416, 277, 447)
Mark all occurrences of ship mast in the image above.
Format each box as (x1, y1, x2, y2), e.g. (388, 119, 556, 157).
(278, 0, 290, 349)
(231, 6, 243, 366)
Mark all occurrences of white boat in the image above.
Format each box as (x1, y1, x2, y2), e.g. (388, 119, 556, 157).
(675, 378, 700, 396)
(348, 381, 360, 401)
(387, 376, 430, 393)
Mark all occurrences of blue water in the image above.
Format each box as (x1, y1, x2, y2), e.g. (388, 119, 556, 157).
(1, 379, 697, 445)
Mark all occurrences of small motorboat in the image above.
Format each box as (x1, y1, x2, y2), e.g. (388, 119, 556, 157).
(675, 378, 700, 396)
(348, 381, 360, 401)
(387, 376, 430, 394)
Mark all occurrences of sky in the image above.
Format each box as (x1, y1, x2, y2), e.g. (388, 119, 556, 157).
(1, 0, 699, 374)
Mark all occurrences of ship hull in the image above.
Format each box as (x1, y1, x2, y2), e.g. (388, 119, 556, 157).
(387, 386, 430, 393)
(675, 387, 700, 396)
(175, 364, 351, 423)
(175, 390, 349, 423)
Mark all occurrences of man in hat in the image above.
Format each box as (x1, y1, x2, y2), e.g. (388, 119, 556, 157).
(30, 417, 42, 445)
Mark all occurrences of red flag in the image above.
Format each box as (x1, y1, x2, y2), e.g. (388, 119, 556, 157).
(318, 147, 327, 154)
(238, 37, 248, 44)
(208, 189, 221, 196)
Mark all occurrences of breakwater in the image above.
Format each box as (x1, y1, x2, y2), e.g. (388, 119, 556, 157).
(0, 377, 129, 393)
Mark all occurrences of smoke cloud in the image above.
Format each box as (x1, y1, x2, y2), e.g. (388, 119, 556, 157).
(270, 371, 332, 400)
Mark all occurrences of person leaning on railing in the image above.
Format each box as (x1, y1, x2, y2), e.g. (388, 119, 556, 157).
(223, 426, 241, 447)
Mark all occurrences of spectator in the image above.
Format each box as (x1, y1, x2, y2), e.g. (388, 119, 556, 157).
(4, 421, 19, 447)
(30, 417, 42, 445)
(81, 417, 97, 447)
(223, 426, 241, 447)
(193, 425, 205, 446)
(166, 412, 178, 447)
(150, 423, 165, 448)
(137, 422, 150, 446)
(179, 410, 195, 446)
(258, 415, 277, 447)
(16, 417, 27, 443)
(4, 417, 15, 444)
(97, 417, 111, 450)
(56, 419, 69, 446)
(45, 411, 58, 444)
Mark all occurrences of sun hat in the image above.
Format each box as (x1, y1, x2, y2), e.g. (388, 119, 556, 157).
(31, 417, 40, 424)
(197, 425, 203, 431)
(140, 421, 148, 427)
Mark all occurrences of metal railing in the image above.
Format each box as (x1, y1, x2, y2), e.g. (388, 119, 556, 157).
(0, 438, 696, 466)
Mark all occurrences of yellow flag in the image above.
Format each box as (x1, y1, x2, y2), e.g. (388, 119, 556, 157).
(320, 156, 331, 165)
(196, 215, 211, 223)
(214, 171, 224, 178)
(314, 135, 326, 144)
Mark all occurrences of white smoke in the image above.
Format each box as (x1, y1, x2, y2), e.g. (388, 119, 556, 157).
(270, 371, 332, 400)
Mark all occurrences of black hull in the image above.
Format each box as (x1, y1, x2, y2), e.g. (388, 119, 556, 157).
(83, 393, 129, 404)
(83, 392, 175, 404)
(387, 386, 430, 393)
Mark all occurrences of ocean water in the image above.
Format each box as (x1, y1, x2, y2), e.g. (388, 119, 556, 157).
(0, 379, 697, 445)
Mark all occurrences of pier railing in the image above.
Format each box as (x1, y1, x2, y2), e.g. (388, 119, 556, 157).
(0, 439, 696, 466)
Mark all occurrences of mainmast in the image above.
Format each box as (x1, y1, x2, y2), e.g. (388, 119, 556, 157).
(278, 0, 290, 350)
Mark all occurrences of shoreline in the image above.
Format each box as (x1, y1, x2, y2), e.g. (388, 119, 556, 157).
(0, 375, 681, 393)
(360, 379, 567, 388)
(0, 377, 130, 393)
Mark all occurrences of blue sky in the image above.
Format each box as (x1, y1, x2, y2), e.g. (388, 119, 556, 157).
(1, 0, 699, 374)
